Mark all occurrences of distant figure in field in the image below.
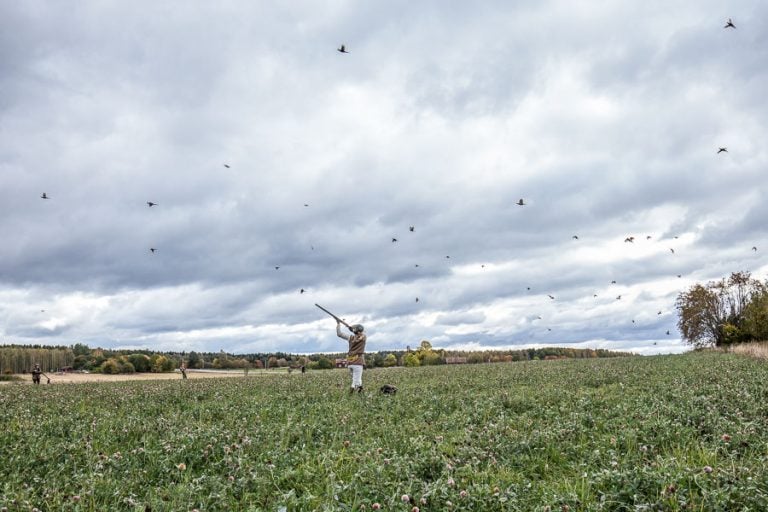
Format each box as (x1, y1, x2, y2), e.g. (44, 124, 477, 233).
(180, 363, 187, 380)
(336, 320, 367, 394)
(31, 364, 43, 385)
(301, 365, 306, 374)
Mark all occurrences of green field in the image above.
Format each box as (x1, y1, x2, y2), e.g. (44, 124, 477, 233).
(2, 352, 767, 511)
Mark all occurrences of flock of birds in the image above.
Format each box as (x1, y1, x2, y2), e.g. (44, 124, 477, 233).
(327, 18, 759, 346)
(31, 16, 758, 351)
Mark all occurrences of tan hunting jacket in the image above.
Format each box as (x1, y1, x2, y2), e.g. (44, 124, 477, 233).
(337, 324, 366, 366)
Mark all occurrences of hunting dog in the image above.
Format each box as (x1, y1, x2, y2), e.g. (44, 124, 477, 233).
(379, 384, 398, 395)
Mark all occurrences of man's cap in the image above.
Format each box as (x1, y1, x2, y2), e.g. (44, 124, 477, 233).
(351, 324, 364, 333)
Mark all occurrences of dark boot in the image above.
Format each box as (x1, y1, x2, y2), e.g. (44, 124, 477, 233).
(357, 386, 364, 394)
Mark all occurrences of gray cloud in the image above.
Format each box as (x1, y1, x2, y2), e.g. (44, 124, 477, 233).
(1, 1, 766, 356)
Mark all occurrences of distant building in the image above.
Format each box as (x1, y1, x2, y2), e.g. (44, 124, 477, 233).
(445, 357, 467, 364)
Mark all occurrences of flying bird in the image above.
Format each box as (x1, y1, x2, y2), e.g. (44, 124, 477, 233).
(150, 248, 157, 253)
(304, 204, 309, 207)
(724, 18, 735, 29)
(147, 201, 157, 207)
(409, 226, 415, 232)
(516, 198, 526, 206)
(300, 289, 305, 294)
(415, 297, 419, 303)
(670, 248, 675, 254)
(616, 295, 622, 300)
(572, 235, 579, 240)
(526, 287, 531, 291)
(445, 255, 450, 259)
(611, 280, 617, 284)
(666, 330, 671, 335)
(657, 310, 663, 315)
(223, 163, 231, 168)
(392, 238, 398, 243)
(646, 235, 652, 240)
(752, 246, 757, 251)
(275, 266, 280, 270)
(624, 236, 635, 243)
(632, 319, 635, 324)
(547, 294, 555, 300)
(717, 147, 728, 153)
(40, 193, 49, 199)
(337, 44, 349, 53)
(677, 274, 682, 278)
(593, 294, 598, 298)
(414, 264, 420, 268)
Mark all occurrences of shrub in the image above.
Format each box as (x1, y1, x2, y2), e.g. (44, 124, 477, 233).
(100, 358, 121, 374)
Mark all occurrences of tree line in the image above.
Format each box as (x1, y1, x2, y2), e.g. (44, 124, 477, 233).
(0, 345, 74, 375)
(0, 341, 634, 375)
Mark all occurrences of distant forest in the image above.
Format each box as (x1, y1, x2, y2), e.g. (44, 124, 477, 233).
(0, 341, 636, 375)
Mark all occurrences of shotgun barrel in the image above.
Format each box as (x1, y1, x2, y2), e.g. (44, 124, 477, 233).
(315, 304, 354, 332)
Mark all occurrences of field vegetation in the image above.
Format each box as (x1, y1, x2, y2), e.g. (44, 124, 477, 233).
(2, 351, 768, 511)
(727, 341, 768, 360)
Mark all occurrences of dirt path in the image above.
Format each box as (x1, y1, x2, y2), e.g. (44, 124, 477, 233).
(3, 369, 277, 384)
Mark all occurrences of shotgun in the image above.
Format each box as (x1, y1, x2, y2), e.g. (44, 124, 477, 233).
(315, 304, 354, 332)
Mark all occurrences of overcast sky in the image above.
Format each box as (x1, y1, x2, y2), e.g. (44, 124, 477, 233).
(2, 1, 766, 356)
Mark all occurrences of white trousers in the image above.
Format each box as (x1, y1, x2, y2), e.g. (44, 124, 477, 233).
(349, 364, 363, 388)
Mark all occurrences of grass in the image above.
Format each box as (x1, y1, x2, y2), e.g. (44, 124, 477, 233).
(728, 341, 768, 360)
(1, 352, 767, 511)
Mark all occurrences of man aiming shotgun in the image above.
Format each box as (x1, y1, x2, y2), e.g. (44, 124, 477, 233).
(316, 304, 367, 394)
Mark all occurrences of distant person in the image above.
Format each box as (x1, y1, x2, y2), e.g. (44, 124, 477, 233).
(336, 320, 367, 394)
(31, 364, 43, 385)
(301, 365, 306, 374)
(31, 364, 49, 384)
(180, 363, 187, 380)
